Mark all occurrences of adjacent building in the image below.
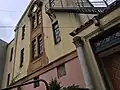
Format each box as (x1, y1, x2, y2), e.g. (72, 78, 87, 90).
(0, 39, 7, 89)
(1, 0, 118, 90)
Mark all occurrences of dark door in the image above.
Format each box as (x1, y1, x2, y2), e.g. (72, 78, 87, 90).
(102, 51, 120, 90)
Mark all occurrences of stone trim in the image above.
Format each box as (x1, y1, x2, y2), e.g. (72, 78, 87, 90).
(73, 36, 83, 48)
(70, 1, 120, 37)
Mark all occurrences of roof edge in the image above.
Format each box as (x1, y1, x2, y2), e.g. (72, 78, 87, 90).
(14, 0, 34, 32)
(70, 0, 120, 37)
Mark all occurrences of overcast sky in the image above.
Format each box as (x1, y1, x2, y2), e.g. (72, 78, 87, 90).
(0, 0, 114, 43)
(0, 0, 31, 42)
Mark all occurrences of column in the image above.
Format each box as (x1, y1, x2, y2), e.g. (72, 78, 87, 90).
(73, 36, 93, 89)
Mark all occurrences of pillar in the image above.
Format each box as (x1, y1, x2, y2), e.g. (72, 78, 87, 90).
(73, 36, 93, 89)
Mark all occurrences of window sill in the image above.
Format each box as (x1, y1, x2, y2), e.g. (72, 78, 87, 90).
(32, 23, 42, 33)
(31, 52, 43, 62)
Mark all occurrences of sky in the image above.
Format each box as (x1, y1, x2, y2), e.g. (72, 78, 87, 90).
(0, 0, 31, 42)
(0, 0, 115, 43)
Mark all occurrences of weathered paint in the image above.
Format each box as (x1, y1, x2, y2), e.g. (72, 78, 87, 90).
(23, 57, 85, 90)
(0, 39, 8, 89)
(2, 40, 14, 88)
(73, 5, 120, 90)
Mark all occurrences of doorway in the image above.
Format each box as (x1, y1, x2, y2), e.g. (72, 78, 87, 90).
(100, 51, 120, 90)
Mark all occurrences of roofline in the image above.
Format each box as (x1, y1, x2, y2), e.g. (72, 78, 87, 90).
(0, 39, 8, 44)
(14, 0, 34, 32)
(8, 38, 15, 45)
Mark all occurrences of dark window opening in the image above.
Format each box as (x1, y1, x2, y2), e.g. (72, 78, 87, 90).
(17, 86, 22, 90)
(32, 39, 36, 58)
(7, 73, 10, 87)
(38, 35, 43, 56)
(22, 25, 25, 40)
(34, 76, 39, 88)
(37, 11, 42, 25)
(32, 16, 35, 29)
(57, 64, 66, 78)
(20, 48, 24, 68)
(10, 47, 13, 61)
(52, 21, 61, 44)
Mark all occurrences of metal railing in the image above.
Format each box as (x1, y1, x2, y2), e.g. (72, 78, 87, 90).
(45, 0, 107, 14)
(1, 79, 90, 90)
(1, 79, 49, 90)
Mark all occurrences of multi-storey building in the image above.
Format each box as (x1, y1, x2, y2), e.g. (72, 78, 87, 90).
(1, 39, 15, 88)
(70, 1, 120, 90)
(1, 0, 114, 90)
(0, 39, 7, 89)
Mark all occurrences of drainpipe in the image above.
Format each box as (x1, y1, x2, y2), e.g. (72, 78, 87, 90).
(73, 36, 93, 89)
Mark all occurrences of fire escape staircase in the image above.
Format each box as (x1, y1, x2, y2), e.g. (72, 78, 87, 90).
(45, 0, 107, 21)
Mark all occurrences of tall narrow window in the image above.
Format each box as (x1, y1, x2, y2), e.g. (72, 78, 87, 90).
(20, 48, 24, 68)
(37, 11, 42, 25)
(22, 25, 25, 40)
(38, 35, 43, 56)
(32, 40, 36, 58)
(34, 76, 39, 88)
(10, 47, 13, 61)
(7, 73, 10, 86)
(32, 16, 35, 29)
(52, 21, 61, 44)
(57, 64, 66, 78)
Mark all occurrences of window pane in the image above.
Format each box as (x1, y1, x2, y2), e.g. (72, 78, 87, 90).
(38, 35, 43, 56)
(34, 16, 37, 28)
(32, 16, 37, 29)
(55, 28, 60, 35)
(54, 24, 59, 29)
(37, 11, 42, 24)
(57, 64, 66, 78)
(56, 37, 61, 42)
(32, 16, 35, 29)
(32, 40, 36, 58)
(52, 20, 61, 44)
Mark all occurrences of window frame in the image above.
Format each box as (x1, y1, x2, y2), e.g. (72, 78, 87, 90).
(32, 39, 37, 59)
(7, 73, 10, 86)
(52, 20, 61, 44)
(37, 10, 42, 25)
(37, 34, 43, 57)
(57, 64, 66, 78)
(10, 47, 13, 61)
(22, 25, 25, 40)
(31, 8, 42, 31)
(34, 76, 39, 88)
(31, 15, 35, 29)
(20, 48, 24, 68)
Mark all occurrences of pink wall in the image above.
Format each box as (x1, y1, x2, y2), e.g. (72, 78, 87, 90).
(22, 57, 85, 90)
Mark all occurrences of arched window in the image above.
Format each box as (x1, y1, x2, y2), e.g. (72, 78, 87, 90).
(28, 1, 42, 31)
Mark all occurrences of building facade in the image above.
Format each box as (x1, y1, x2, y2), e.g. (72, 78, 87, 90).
(70, 1, 120, 90)
(0, 39, 7, 89)
(1, 0, 111, 90)
(1, 39, 15, 88)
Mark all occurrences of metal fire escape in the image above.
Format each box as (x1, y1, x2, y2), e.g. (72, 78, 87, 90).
(45, 0, 108, 21)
